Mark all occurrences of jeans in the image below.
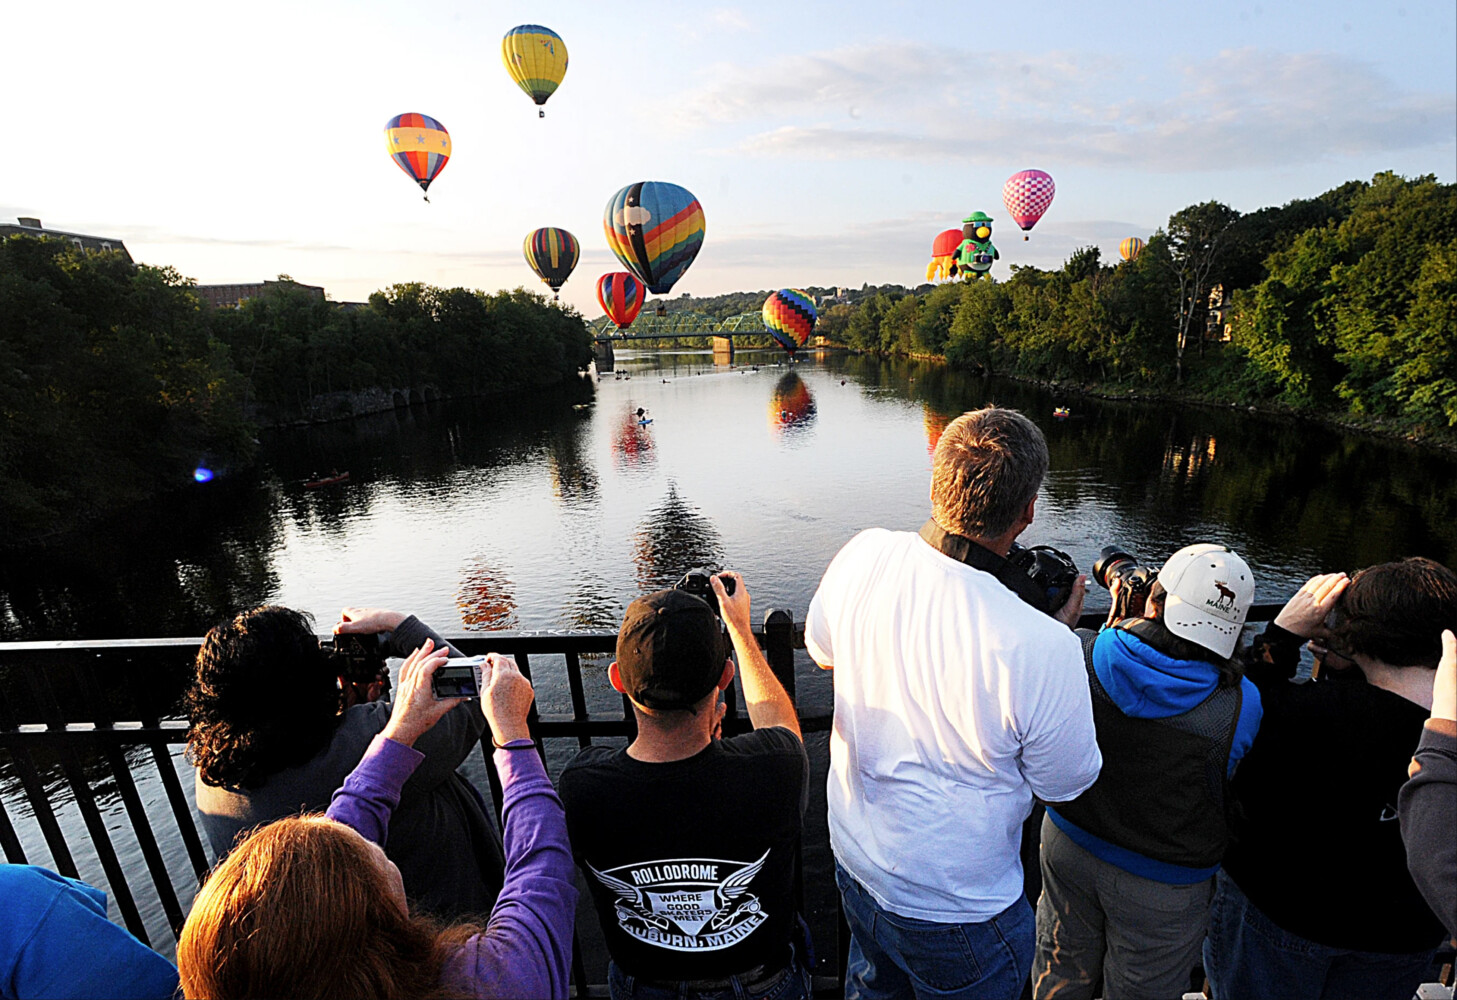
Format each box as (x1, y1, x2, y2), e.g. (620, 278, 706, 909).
(836, 861, 1034, 1000)
(607, 945, 813, 1000)
(1033, 814, 1212, 999)
(1202, 870, 1437, 1000)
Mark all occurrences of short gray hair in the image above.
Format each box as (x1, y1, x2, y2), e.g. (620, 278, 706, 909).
(930, 406, 1048, 538)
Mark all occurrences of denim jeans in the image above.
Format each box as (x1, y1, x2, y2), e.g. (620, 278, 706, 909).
(836, 861, 1034, 1000)
(607, 945, 813, 1000)
(1202, 870, 1437, 1000)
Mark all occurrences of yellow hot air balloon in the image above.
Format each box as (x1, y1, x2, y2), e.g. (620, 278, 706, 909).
(502, 25, 568, 118)
(1120, 236, 1146, 262)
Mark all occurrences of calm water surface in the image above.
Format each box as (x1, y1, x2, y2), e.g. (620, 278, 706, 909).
(1, 350, 1454, 956)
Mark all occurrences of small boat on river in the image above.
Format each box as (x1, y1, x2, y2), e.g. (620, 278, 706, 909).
(304, 471, 350, 489)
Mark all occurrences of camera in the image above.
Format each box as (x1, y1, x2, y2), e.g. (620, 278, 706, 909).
(676, 568, 736, 617)
(320, 632, 390, 685)
(1091, 545, 1156, 595)
(431, 655, 489, 699)
(1006, 544, 1079, 614)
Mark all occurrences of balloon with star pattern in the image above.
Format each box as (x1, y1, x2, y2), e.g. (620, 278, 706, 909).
(384, 113, 451, 202)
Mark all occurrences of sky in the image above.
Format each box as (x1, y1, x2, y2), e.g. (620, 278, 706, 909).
(4, 0, 1454, 316)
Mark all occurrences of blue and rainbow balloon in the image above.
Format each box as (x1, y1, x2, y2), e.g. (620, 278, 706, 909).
(604, 182, 705, 296)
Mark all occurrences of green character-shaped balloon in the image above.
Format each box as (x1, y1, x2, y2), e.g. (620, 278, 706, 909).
(952, 211, 999, 280)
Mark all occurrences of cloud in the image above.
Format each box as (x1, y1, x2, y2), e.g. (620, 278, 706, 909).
(710, 7, 752, 31)
(673, 45, 1455, 171)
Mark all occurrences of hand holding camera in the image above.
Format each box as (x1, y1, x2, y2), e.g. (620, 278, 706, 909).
(1093, 545, 1157, 625)
(481, 654, 535, 746)
(382, 639, 463, 747)
(709, 570, 752, 640)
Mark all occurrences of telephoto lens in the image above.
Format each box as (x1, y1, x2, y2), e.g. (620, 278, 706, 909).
(1092, 545, 1156, 596)
(1092, 546, 1137, 591)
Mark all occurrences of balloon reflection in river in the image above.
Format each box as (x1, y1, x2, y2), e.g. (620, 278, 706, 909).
(925, 406, 954, 455)
(631, 484, 725, 594)
(769, 373, 817, 437)
(613, 406, 656, 469)
(457, 558, 519, 630)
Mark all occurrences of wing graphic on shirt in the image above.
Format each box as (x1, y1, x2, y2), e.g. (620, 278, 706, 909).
(710, 849, 770, 931)
(588, 861, 672, 931)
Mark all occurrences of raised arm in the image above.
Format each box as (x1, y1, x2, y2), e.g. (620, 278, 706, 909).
(449, 654, 577, 999)
(712, 572, 801, 738)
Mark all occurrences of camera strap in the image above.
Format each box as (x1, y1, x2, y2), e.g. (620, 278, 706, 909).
(918, 520, 1052, 613)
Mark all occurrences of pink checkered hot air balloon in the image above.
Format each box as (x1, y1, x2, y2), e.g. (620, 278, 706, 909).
(1002, 169, 1055, 241)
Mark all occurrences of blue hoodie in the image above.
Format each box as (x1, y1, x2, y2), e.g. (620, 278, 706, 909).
(1047, 627, 1263, 884)
(0, 865, 177, 999)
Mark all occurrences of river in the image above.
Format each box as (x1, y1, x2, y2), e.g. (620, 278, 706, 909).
(1, 349, 1454, 957)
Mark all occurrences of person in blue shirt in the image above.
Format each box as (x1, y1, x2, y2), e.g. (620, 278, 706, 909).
(1031, 543, 1263, 1000)
(0, 864, 177, 999)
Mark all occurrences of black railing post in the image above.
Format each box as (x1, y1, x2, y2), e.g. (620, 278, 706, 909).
(762, 609, 796, 702)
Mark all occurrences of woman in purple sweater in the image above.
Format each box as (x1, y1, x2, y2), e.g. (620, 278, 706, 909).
(177, 641, 577, 999)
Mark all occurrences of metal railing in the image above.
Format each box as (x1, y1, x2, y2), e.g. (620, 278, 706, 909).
(0, 604, 1286, 996)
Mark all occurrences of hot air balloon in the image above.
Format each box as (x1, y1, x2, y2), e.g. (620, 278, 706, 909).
(502, 25, 568, 117)
(604, 182, 705, 296)
(927, 228, 962, 282)
(523, 228, 579, 298)
(384, 113, 451, 201)
(1002, 169, 1055, 241)
(597, 272, 646, 332)
(762, 289, 817, 355)
(1119, 236, 1145, 262)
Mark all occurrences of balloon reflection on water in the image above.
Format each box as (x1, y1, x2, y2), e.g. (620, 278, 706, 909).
(457, 558, 518, 630)
(613, 406, 656, 469)
(769, 373, 817, 436)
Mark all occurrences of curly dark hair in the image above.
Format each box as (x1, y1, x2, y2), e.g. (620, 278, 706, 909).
(185, 606, 345, 790)
(1329, 557, 1457, 668)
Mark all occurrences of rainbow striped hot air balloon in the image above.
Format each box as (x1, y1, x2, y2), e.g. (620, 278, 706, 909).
(1120, 236, 1146, 262)
(604, 182, 705, 296)
(523, 228, 580, 298)
(763, 289, 817, 355)
(597, 272, 646, 332)
(385, 113, 451, 201)
(502, 25, 568, 118)
(1003, 169, 1055, 241)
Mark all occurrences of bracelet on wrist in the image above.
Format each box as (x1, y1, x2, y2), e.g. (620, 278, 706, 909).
(493, 737, 536, 750)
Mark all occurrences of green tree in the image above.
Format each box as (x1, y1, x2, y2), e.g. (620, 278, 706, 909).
(1167, 201, 1241, 382)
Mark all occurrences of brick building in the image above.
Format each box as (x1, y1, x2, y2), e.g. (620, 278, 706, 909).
(192, 280, 327, 309)
(0, 217, 132, 262)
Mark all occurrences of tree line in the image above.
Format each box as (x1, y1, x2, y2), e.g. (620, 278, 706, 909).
(0, 236, 594, 543)
(812, 172, 1454, 440)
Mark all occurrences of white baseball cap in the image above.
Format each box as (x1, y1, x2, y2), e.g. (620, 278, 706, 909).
(1157, 543, 1255, 659)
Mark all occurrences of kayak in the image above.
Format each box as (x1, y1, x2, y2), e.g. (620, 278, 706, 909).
(304, 472, 350, 488)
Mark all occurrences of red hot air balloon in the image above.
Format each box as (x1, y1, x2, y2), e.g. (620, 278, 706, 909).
(597, 272, 646, 332)
(1002, 169, 1056, 241)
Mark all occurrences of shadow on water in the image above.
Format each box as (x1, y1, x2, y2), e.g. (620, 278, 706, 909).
(632, 483, 726, 594)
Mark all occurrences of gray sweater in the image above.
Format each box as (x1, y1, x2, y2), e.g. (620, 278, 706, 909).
(194, 616, 505, 919)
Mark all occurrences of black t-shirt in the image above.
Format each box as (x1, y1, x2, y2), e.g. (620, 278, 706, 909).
(560, 727, 808, 980)
(1224, 625, 1445, 953)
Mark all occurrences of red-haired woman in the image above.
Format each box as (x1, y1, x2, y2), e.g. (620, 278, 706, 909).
(178, 642, 575, 999)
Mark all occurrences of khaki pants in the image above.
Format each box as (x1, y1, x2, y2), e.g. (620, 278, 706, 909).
(1032, 814, 1214, 1000)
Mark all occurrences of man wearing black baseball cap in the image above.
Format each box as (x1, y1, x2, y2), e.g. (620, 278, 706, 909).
(560, 573, 811, 1000)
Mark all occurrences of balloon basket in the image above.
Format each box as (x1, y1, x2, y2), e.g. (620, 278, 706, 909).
(539, 109, 545, 119)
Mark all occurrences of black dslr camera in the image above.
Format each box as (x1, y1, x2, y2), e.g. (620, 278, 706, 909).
(676, 568, 736, 617)
(320, 633, 391, 701)
(1006, 544, 1079, 614)
(1092, 545, 1157, 618)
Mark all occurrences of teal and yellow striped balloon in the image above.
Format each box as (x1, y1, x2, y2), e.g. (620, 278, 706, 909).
(502, 25, 568, 118)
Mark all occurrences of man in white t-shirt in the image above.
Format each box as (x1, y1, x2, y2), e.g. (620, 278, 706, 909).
(805, 405, 1102, 1000)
